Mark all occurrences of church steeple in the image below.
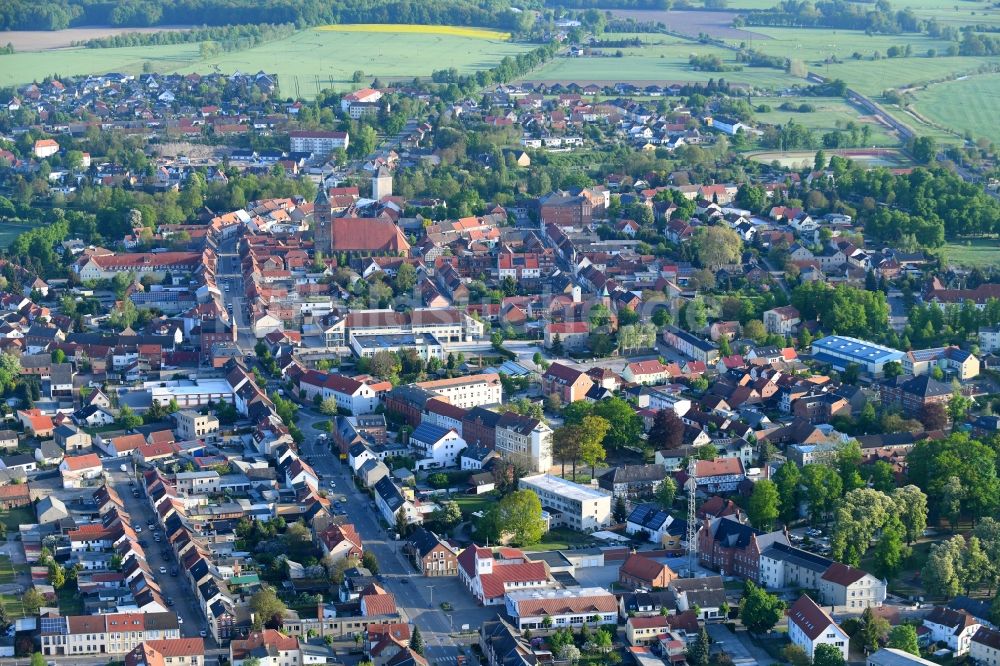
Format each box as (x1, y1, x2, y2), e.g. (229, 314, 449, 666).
(313, 175, 332, 252)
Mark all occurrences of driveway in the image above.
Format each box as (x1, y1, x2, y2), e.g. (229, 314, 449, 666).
(707, 623, 762, 666)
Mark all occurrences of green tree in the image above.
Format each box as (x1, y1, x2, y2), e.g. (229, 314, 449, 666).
(873, 513, 910, 578)
(51, 349, 65, 364)
(782, 645, 811, 666)
(860, 607, 890, 653)
(773, 462, 801, 525)
(30, 654, 45, 666)
(887, 625, 920, 656)
(613, 495, 628, 524)
(361, 552, 380, 575)
(802, 463, 842, 523)
(350, 124, 378, 158)
(579, 415, 610, 477)
(48, 562, 65, 589)
(117, 404, 143, 430)
(483, 490, 545, 546)
(831, 488, 896, 566)
(813, 644, 846, 666)
(892, 485, 928, 545)
(250, 585, 288, 630)
(410, 626, 424, 655)
(319, 397, 338, 415)
(739, 581, 785, 634)
(656, 477, 678, 510)
(552, 424, 583, 479)
(922, 536, 963, 598)
(692, 224, 743, 270)
(394, 262, 416, 293)
(22, 588, 45, 615)
(948, 390, 973, 423)
(592, 397, 643, 452)
(748, 479, 780, 530)
(687, 627, 710, 666)
(370, 350, 402, 383)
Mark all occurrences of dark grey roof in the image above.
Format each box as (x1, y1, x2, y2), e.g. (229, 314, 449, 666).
(599, 464, 666, 486)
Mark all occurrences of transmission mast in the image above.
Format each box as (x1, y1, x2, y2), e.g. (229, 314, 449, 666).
(685, 457, 698, 575)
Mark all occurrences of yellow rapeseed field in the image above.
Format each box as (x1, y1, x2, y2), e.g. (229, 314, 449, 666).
(316, 23, 511, 41)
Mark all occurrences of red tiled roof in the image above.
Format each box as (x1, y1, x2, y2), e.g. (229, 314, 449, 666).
(820, 562, 867, 586)
(62, 453, 102, 471)
(620, 554, 675, 584)
(513, 590, 617, 616)
(480, 562, 549, 600)
(362, 592, 398, 617)
(787, 595, 838, 640)
(695, 457, 744, 478)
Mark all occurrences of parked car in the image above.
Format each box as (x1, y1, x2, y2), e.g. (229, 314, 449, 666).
(159, 566, 167, 574)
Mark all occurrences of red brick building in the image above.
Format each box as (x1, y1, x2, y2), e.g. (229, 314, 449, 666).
(539, 191, 592, 228)
(697, 516, 789, 580)
(541, 362, 594, 404)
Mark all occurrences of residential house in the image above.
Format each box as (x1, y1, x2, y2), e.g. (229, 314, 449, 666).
(818, 562, 887, 610)
(971, 627, 1000, 666)
(405, 527, 459, 577)
(597, 465, 667, 499)
(618, 554, 677, 590)
(923, 607, 981, 655)
(788, 594, 849, 661)
(541, 363, 594, 404)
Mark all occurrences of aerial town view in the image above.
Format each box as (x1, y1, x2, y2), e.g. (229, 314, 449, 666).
(3, 1, 1000, 666)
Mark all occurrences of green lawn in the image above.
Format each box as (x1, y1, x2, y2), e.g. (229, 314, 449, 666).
(0, 27, 535, 89)
(820, 55, 1000, 97)
(0, 506, 35, 532)
(452, 493, 494, 518)
(524, 528, 593, 552)
(942, 238, 1000, 268)
(910, 72, 1000, 143)
(747, 148, 911, 169)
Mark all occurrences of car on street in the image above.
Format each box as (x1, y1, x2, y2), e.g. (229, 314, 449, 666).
(159, 566, 167, 574)
(200, 630, 207, 638)
(329, 481, 336, 488)
(135, 526, 142, 532)
(166, 597, 174, 606)
(171, 567, 178, 576)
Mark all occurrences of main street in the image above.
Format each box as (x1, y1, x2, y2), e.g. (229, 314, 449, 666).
(297, 408, 487, 665)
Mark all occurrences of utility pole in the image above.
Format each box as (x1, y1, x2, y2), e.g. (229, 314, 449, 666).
(685, 457, 698, 576)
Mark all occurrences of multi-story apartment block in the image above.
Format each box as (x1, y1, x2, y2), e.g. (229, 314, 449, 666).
(174, 410, 219, 441)
(518, 473, 611, 531)
(495, 413, 552, 474)
(40, 613, 181, 656)
(416, 374, 502, 409)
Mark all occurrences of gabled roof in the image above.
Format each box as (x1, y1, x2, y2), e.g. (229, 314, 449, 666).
(620, 554, 674, 584)
(787, 594, 840, 641)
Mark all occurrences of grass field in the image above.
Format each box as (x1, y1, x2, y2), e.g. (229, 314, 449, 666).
(0, 26, 534, 89)
(910, 73, 1000, 143)
(316, 23, 511, 40)
(943, 238, 1000, 267)
(751, 95, 899, 145)
(816, 54, 1000, 97)
(524, 40, 801, 90)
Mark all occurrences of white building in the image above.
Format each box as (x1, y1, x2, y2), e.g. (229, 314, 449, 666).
(518, 474, 612, 532)
(787, 594, 849, 661)
(288, 130, 349, 154)
(868, 649, 939, 666)
(810, 335, 905, 378)
(298, 371, 380, 415)
(496, 413, 552, 474)
(409, 422, 467, 470)
(505, 588, 618, 631)
(923, 607, 981, 656)
(416, 374, 503, 409)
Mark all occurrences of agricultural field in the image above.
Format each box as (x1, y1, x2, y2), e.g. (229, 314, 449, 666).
(316, 23, 511, 40)
(729, 27, 954, 64)
(1, 25, 193, 51)
(608, 9, 771, 40)
(0, 26, 534, 89)
(747, 147, 911, 169)
(819, 54, 1000, 97)
(523, 38, 801, 90)
(750, 96, 899, 146)
(909, 72, 1000, 143)
(942, 238, 1000, 268)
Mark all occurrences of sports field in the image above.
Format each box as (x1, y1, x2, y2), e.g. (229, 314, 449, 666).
(910, 73, 1000, 143)
(748, 147, 910, 168)
(0, 224, 40, 249)
(0, 26, 533, 89)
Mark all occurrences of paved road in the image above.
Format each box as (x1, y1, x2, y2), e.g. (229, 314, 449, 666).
(297, 408, 486, 665)
(106, 466, 210, 644)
